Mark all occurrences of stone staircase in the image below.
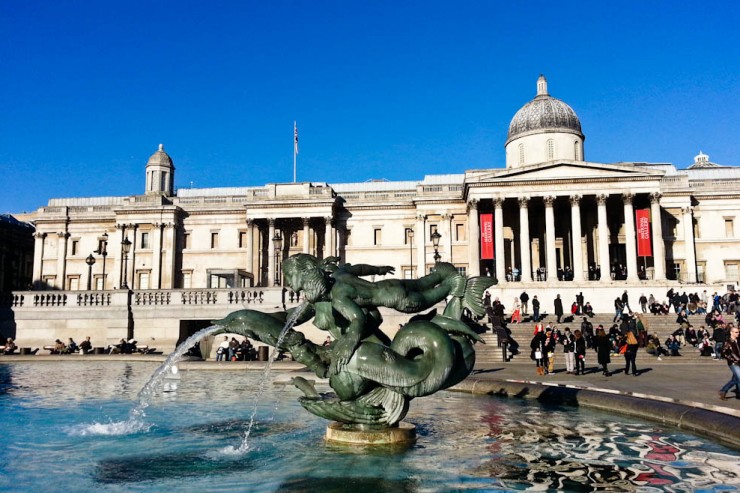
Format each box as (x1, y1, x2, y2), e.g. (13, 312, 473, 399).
(474, 312, 722, 364)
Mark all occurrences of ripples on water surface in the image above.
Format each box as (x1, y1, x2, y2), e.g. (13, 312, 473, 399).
(0, 361, 738, 492)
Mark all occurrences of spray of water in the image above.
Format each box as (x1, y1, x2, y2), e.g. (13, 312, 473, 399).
(73, 301, 308, 442)
(214, 301, 308, 456)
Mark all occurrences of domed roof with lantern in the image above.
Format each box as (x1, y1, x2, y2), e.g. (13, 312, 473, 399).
(506, 75, 584, 145)
(146, 143, 174, 169)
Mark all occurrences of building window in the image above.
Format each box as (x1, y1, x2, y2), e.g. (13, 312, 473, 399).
(518, 143, 525, 165)
(211, 232, 219, 249)
(183, 232, 191, 249)
(373, 228, 382, 246)
(404, 228, 414, 245)
(138, 271, 150, 290)
(345, 229, 352, 246)
(239, 231, 247, 248)
(429, 224, 438, 238)
(546, 139, 554, 160)
(182, 271, 192, 289)
(95, 276, 104, 290)
(725, 262, 740, 282)
(141, 232, 150, 249)
(574, 141, 581, 161)
(455, 223, 465, 242)
(71, 240, 79, 256)
(725, 218, 735, 238)
(291, 232, 299, 247)
(67, 276, 80, 291)
(456, 266, 467, 276)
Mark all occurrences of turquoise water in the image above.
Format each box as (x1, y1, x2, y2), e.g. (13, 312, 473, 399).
(0, 361, 738, 492)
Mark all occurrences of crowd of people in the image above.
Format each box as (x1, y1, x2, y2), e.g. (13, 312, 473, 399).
(215, 336, 259, 362)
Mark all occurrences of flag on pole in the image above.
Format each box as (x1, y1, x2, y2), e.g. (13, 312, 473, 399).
(294, 121, 299, 155)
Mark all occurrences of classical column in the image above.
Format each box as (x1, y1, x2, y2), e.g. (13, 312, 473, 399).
(442, 213, 452, 262)
(597, 194, 611, 283)
(494, 198, 506, 283)
(163, 223, 177, 288)
(114, 225, 125, 289)
(650, 193, 666, 280)
(623, 193, 638, 281)
(56, 232, 69, 290)
(570, 195, 584, 281)
(683, 206, 697, 283)
(246, 219, 255, 277)
(518, 196, 531, 281)
(268, 219, 276, 287)
(544, 196, 557, 281)
(302, 217, 310, 254)
(32, 232, 46, 287)
(323, 217, 332, 259)
(467, 200, 480, 276)
(416, 214, 426, 277)
(151, 224, 163, 289)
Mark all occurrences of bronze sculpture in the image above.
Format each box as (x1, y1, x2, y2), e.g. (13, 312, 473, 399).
(214, 254, 495, 427)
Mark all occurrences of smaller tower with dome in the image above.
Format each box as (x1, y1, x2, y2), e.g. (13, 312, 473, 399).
(145, 144, 175, 196)
(505, 75, 585, 168)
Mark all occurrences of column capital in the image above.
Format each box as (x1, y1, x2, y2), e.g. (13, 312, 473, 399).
(650, 192, 662, 204)
(417, 214, 426, 222)
(622, 193, 634, 205)
(493, 197, 504, 208)
(303, 217, 310, 226)
(324, 216, 332, 225)
(596, 194, 609, 206)
(682, 206, 693, 215)
(569, 194, 582, 206)
(57, 232, 69, 239)
(246, 218, 254, 226)
(517, 196, 529, 208)
(442, 213, 452, 221)
(268, 218, 275, 227)
(543, 195, 556, 207)
(468, 199, 479, 210)
(33, 232, 47, 239)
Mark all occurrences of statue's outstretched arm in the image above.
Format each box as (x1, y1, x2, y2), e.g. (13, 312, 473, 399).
(343, 264, 395, 277)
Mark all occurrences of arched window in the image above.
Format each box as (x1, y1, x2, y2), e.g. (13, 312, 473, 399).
(574, 141, 581, 161)
(546, 139, 554, 160)
(518, 143, 525, 165)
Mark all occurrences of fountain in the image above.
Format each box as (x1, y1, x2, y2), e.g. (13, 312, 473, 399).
(211, 254, 495, 444)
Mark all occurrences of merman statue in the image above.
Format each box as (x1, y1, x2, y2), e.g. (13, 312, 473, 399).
(213, 254, 495, 426)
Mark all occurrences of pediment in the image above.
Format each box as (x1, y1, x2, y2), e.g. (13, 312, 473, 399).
(466, 161, 665, 184)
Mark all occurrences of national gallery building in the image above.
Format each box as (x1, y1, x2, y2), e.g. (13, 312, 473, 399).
(6, 76, 740, 349)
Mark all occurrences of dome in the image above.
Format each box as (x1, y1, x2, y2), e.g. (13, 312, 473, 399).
(146, 143, 174, 168)
(506, 75, 583, 145)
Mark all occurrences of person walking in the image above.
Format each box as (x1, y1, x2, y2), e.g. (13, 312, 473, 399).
(532, 295, 540, 322)
(554, 294, 564, 324)
(531, 329, 547, 376)
(623, 329, 640, 376)
(561, 327, 575, 374)
(594, 327, 612, 376)
(719, 326, 740, 400)
(520, 291, 529, 316)
(622, 290, 632, 313)
(574, 329, 587, 375)
(511, 297, 522, 324)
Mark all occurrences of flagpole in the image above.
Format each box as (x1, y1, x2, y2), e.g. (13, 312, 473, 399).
(293, 121, 297, 183)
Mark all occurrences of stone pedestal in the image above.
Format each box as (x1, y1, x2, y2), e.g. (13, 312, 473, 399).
(325, 422, 416, 445)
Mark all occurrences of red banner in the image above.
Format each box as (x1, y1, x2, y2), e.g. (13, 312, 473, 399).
(636, 209, 652, 257)
(480, 213, 494, 259)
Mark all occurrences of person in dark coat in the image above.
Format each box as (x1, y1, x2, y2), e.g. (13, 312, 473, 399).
(573, 329, 587, 375)
(530, 328, 547, 376)
(554, 294, 564, 323)
(594, 327, 612, 376)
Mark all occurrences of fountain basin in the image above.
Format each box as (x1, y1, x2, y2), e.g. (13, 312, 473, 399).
(326, 421, 416, 445)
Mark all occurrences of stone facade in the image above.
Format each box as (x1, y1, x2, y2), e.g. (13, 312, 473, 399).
(6, 77, 740, 351)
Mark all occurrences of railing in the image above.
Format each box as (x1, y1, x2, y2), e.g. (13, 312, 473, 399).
(77, 293, 112, 306)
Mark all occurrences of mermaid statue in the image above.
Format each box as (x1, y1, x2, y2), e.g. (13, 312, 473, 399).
(213, 254, 495, 427)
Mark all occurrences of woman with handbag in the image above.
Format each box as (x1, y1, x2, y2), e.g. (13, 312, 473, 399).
(623, 329, 640, 376)
(530, 329, 547, 376)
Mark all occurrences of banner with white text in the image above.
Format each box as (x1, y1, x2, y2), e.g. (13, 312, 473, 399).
(480, 213, 494, 259)
(636, 208, 652, 256)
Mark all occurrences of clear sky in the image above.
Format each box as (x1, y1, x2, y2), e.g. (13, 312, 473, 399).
(1, 1, 738, 214)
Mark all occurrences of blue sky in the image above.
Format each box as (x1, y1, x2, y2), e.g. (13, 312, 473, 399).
(1, 1, 738, 213)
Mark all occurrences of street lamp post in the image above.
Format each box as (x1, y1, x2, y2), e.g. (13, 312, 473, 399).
(85, 254, 96, 291)
(273, 232, 283, 286)
(96, 232, 108, 289)
(121, 237, 132, 289)
(431, 230, 442, 263)
(408, 229, 414, 279)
